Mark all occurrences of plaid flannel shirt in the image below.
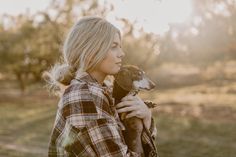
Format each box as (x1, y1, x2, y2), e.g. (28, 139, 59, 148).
(48, 72, 158, 157)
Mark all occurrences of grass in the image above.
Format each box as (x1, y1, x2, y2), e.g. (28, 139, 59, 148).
(155, 113, 236, 157)
(0, 84, 57, 157)
(0, 81, 236, 157)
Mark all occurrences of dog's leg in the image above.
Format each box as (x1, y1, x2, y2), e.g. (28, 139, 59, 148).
(123, 117, 144, 156)
(120, 91, 144, 156)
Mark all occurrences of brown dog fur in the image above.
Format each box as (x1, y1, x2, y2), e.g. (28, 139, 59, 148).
(112, 65, 155, 156)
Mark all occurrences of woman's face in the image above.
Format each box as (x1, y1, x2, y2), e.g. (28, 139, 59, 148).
(96, 32, 125, 76)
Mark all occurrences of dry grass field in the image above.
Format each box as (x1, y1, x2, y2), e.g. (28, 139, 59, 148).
(0, 77, 236, 157)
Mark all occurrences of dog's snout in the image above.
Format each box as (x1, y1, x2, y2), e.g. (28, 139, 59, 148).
(149, 80, 156, 89)
(144, 75, 156, 90)
(133, 76, 156, 90)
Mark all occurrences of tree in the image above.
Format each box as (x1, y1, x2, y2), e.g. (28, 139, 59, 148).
(158, 0, 236, 66)
(0, 0, 115, 93)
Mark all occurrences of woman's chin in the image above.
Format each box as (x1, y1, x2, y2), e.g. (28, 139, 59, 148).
(109, 67, 121, 75)
(116, 66, 121, 72)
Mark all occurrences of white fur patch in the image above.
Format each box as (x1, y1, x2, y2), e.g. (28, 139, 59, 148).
(133, 78, 150, 90)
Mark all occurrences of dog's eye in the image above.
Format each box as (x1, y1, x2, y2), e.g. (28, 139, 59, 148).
(132, 72, 142, 80)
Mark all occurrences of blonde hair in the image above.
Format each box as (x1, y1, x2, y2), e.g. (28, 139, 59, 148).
(43, 16, 120, 95)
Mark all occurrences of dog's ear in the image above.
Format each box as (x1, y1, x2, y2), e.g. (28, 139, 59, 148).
(114, 68, 129, 77)
(121, 68, 130, 76)
(114, 68, 133, 91)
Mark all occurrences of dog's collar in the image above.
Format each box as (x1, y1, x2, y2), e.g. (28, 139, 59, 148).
(128, 90, 139, 96)
(114, 79, 140, 96)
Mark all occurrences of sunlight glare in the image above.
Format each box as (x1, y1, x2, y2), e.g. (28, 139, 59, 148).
(0, 0, 50, 15)
(159, 0, 193, 24)
(0, 0, 193, 35)
(106, 0, 193, 35)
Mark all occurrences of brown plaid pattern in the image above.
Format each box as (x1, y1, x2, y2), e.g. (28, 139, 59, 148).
(48, 72, 158, 157)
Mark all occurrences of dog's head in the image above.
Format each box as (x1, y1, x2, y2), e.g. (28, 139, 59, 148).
(114, 65, 156, 92)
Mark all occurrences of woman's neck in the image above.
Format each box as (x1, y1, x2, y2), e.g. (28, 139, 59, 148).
(88, 70, 106, 85)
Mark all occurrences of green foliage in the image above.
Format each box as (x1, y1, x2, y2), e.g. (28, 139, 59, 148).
(0, 0, 116, 92)
(0, 15, 63, 91)
(158, 0, 236, 66)
(122, 32, 160, 71)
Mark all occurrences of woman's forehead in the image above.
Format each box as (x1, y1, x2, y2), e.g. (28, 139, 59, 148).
(113, 33, 121, 44)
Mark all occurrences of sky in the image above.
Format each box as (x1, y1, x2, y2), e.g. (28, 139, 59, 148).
(0, 0, 51, 15)
(0, 0, 193, 35)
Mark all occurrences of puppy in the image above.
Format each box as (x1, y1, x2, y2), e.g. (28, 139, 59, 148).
(112, 65, 156, 156)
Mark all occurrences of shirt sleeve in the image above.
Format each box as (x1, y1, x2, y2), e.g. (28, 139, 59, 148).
(143, 100, 158, 156)
(49, 89, 139, 157)
(62, 118, 138, 157)
(48, 110, 69, 157)
(141, 117, 159, 157)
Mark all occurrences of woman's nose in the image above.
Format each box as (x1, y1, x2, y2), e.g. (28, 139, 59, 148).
(118, 49, 125, 58)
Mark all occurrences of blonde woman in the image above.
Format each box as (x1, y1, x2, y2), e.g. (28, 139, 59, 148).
(46, 16, 157, 157)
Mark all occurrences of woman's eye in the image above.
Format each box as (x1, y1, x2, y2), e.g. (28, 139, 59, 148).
(112, 44, 117, 48)
(112, 44, 122, 49)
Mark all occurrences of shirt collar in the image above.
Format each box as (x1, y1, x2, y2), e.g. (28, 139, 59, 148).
(74, 71, 116, 109)
(74, 71, 110, 92)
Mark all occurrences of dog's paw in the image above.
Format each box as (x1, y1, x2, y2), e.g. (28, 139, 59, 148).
(144, 100, 158, 108)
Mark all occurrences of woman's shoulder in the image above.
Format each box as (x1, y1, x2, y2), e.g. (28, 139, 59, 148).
(59, 78, 113, 113)
(56, 82, 101, 123)
(66, 80, 88, 92)
(61, 81, 92, 104)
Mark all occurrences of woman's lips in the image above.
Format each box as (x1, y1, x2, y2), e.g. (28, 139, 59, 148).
(116, 62, 122, 66)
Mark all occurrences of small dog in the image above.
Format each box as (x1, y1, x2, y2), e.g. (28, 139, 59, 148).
(112, 65, 156, 156)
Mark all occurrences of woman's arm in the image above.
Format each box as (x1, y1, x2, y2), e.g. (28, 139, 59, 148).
(49, 85, 139, 157)
(62, 117, 138, 157)
(116, 95, 158, 156)
(62, 100, 140, 156)
(116, 95, 152, 129)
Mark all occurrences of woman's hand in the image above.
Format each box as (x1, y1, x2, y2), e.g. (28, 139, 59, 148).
(116, 95, 152, 129)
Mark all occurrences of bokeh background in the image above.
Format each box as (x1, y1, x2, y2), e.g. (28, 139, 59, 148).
(0, 0, 236, 157)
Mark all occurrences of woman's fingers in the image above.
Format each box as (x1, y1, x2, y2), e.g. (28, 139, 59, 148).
(117, 106, 135, 113)
(116, 95, 152, 121)
(121, 95, 138, 101)
(125, 111, 139, 119)
(116, 100, 135, 108)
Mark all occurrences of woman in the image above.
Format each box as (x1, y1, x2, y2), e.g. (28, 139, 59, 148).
(46, 16, 158, 157)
